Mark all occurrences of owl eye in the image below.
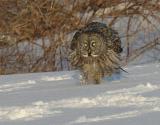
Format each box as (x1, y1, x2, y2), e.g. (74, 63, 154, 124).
(83, 41, 88, 47)
(84, 43, 88, 47)
(91, 41, 96, 47)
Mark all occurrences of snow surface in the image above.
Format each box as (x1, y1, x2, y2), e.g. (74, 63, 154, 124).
(0, 62, 160, 125)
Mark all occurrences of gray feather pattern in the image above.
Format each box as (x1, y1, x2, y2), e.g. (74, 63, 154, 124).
(69, 22, 122, 84)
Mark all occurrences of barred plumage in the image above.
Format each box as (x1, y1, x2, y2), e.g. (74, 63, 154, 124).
(69, 22, 122, 84)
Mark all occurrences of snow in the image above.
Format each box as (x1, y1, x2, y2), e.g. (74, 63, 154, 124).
(0, 62, 160, 125)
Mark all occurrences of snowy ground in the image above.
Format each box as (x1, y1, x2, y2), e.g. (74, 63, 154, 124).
(0, 62, 160, 125)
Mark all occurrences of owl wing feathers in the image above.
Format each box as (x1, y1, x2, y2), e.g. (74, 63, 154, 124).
(70, 22, 124, 83)
(70, 22, 123, 53)
(70, 30, 82, 50)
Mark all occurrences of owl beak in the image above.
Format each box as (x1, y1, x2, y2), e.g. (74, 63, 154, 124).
(88, 49, 91, 56)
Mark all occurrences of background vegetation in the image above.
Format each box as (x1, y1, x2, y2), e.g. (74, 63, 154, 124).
(0, 0, 160, 74)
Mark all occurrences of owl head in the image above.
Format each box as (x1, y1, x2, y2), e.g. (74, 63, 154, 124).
(74, 33, 105, 58)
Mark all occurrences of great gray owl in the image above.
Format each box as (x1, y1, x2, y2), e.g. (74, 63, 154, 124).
(69, 22, 123, 84)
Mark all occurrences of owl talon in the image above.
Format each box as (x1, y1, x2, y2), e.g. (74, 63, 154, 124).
(80, 78, 86, 85)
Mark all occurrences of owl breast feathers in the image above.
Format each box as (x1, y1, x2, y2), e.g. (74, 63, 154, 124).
(69, 22, 123, 84)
